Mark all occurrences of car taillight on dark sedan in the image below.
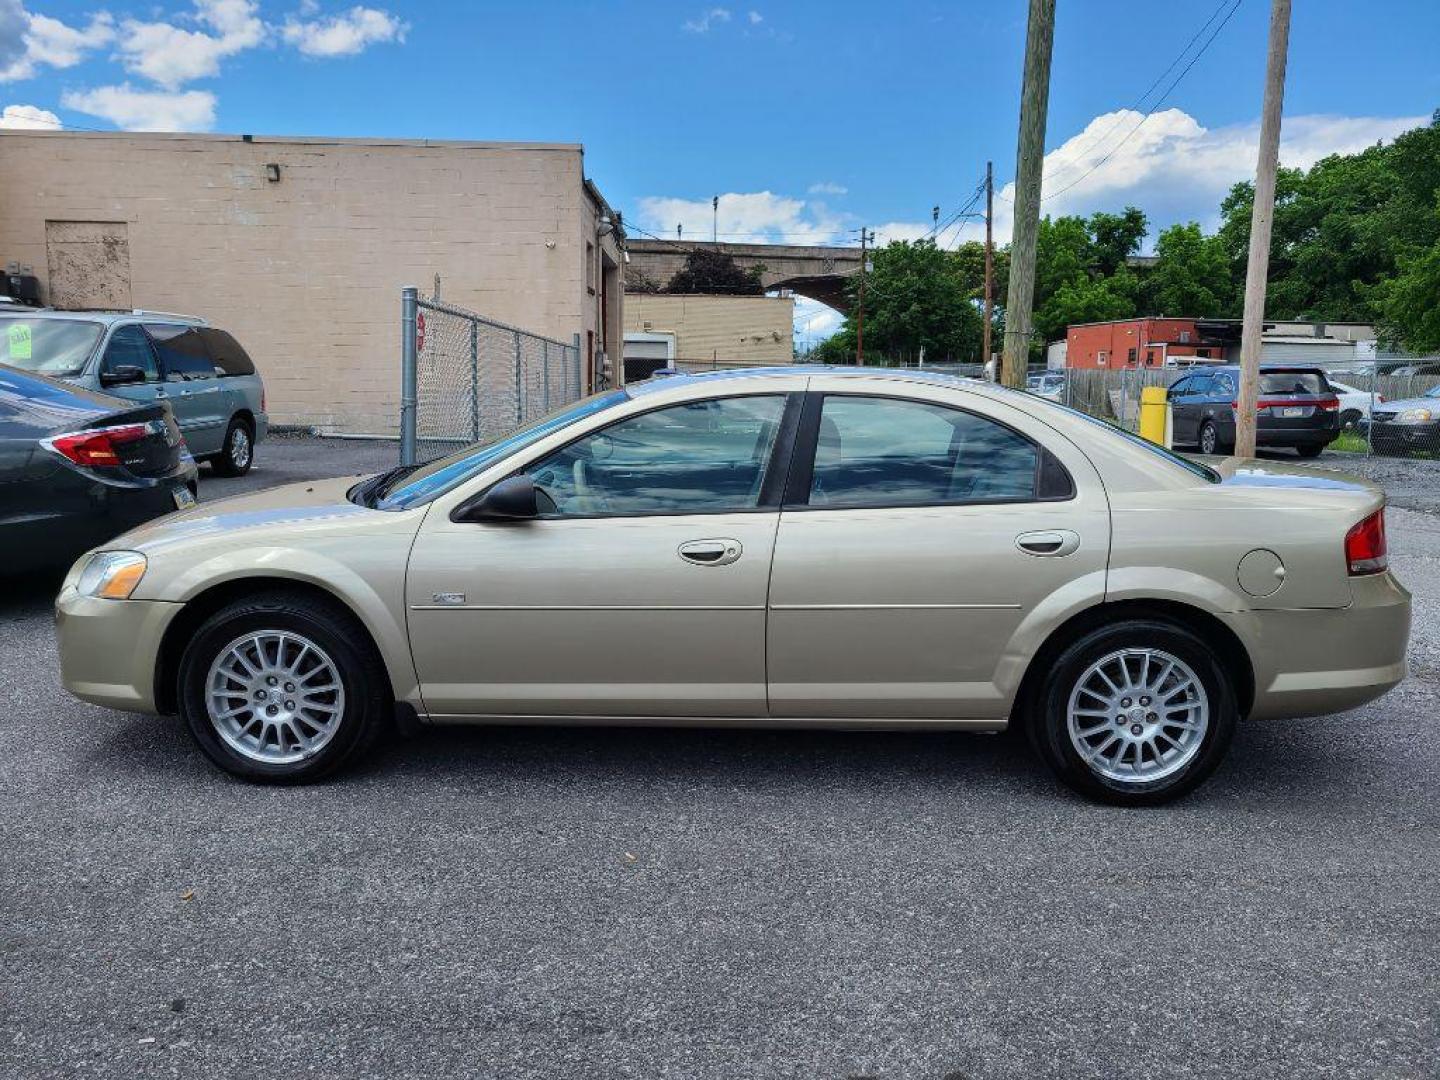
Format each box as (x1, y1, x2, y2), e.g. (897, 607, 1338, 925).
(1346, 509, 1388, 576)
(43, 423, 154, 467)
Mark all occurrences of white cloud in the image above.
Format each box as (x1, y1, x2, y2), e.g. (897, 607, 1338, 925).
(748, 10, 763, 24)
(282, 5, 407, 57)
(794, 296, 840, 343)
(117, 0, 264, 90)
(62, 83, 217, 131)
(683, 7, 731, 33)
(807, 181, 847, 196)
(637, 190, 851, 246)
(0, 2, 115, 82)
(0, 101, 58, 128)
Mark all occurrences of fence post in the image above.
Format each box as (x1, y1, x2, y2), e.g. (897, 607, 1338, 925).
(542, 339, 551, 413)
(513, 330, 524, 425)
(399, 287, 418, 466)
(470, 318, 479, 442)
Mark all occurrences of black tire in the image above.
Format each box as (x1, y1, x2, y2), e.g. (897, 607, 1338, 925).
(1296, 443, 1324, 459)
(210, 416, 254, 477)
(1026, 619, 1238, 806)
(1198, 420, 1229, 456)
(177, 590, 391, 783)
(1339, 409, 1361, 431)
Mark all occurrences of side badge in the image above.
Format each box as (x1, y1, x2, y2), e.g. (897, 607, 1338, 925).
(431, 592, 466, 606)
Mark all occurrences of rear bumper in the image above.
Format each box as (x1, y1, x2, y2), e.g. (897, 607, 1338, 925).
(1255, 414, 1340, 447)
(1225, 571, 1411, 721)
(54, 589, 181, 714)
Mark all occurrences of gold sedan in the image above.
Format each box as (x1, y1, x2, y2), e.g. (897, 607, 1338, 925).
(55, 368, 1411, 804)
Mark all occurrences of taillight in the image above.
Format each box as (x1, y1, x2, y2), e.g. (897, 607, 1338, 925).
(42, 423, 152, 468)
(1318, 396, 1340, 412)
(1345, 509, 1388, 576)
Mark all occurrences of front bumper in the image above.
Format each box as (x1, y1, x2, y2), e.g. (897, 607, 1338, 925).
(1365, 419, 1440, 453)
(55, 586, 181, 714)
(1225, 571, 1412, 721)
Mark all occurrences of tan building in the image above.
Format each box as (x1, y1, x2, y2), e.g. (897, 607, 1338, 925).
(0, 130, 623, 431)
(622, 293, 794, 379)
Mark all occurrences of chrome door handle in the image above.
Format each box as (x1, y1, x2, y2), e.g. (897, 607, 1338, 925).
(1016, 530, 1080, 557)
(678, 539, 742, 566)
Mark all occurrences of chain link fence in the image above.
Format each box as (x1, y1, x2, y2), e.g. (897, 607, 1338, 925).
(400, 289, 582, 465)
(1042, 362, 1440, 462)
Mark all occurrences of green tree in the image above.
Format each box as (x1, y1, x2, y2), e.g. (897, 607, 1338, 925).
(1147, 222, 1232, 317)
(665, 249, 764, 294)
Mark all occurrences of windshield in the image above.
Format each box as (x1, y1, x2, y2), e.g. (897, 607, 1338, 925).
(373, 390, 630, 510)
(0, 317, 104, 377)
(1008, 389, 1221, 483)
(1428, 385, 1440, 399)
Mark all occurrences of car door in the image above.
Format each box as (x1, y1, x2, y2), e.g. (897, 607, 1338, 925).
(765, 389, 1110, 721)
(405, 391, 800, 719)
(145, 323, 227, 455)
(1167, 376, 1200, 444)
(94, 324, 166, 411)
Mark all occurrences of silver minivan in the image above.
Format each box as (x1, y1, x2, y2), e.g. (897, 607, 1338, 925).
(0, 308, 267, 474)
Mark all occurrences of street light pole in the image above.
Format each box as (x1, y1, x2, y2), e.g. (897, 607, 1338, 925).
(1235, 0, 1293, 458)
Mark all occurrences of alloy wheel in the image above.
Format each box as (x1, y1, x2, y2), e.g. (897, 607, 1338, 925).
(1066, 647, 1209, 784)
(230, 426, 252, 470)
(205, 630, 345, 764)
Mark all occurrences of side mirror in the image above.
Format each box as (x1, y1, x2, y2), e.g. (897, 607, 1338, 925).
(452, 474, 538, 523)
(100, 365, 145, 387)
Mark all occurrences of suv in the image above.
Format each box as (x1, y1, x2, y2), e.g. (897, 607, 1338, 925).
(0, 309, 267, 475)
(1166, 364, 1340, 457)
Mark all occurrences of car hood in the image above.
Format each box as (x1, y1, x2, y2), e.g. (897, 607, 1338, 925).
(1373, 395, 1437, 413)
(113, 476, 382, 553)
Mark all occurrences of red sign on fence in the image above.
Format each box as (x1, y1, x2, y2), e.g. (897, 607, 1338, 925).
(416, 312, 426, 353)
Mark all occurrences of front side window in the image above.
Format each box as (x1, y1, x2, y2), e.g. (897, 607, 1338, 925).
(806, 396, 1039, 508)
(101, 325, 160, 382)
(0, 317, 103, 377)
(527, 395, 787, 517)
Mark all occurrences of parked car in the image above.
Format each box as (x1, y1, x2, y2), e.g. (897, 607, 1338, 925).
(1167, 364, 1341, 457)
(1, 364, 197, 575)
(1366, 385, 1440, 455)
(56, 368, 1409, 805)
(1026, 371, 1066, 401)
(1326, 379, 1384, 431)
(0, 309, 267, 476)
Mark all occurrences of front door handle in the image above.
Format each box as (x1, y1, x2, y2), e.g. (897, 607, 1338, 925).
(1016, 530, 1081, 557)
(678, 538, 742, 566)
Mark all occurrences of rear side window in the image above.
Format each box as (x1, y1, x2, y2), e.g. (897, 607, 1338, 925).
(804, 396, 1040, 508)
(201, 328, 255, 376)
(1259, 371, 1328, 395)
(145, 324, 214, 380)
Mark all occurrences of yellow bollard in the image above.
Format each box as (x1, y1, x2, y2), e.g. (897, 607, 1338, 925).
(1138, 385, 1170, 447)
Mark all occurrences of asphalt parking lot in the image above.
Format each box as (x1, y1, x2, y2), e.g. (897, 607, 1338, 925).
(2, 438, 1437, 1080)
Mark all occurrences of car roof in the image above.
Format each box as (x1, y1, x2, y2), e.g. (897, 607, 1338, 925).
(0, 308, 204, 326)
(626, 364, 994, 398)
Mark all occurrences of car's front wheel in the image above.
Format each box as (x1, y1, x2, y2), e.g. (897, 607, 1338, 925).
(1028, 620, 1238, 805)
(177, 590, 390, 782)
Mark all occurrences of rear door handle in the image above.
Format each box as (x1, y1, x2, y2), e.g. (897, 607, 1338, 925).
(678, 539, 742, 566)
(1016, 530, 1080, 557)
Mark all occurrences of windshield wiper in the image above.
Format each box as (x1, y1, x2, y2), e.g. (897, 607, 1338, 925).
(352, 463, 418, 508)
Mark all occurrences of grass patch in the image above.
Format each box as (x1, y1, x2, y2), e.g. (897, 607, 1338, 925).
(1332, 431, 1368, 453)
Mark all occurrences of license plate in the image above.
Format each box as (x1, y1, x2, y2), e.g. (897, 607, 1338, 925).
(1280, 406, 1305, 418)
(172, 486, 196, 510)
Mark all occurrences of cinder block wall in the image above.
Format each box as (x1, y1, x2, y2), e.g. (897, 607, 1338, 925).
(623, 293, 795, 365)
(0, 131, 613, 432)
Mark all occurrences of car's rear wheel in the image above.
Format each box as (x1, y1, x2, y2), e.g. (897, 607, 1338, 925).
(1028, 620, 1238, 805)
(177, 591, 390, 782)
(1296, 443, 1324, 458)
(211, 417, 254, 477)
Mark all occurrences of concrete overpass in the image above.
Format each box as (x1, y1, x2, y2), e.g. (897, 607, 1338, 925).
(625, 239, 862, 313)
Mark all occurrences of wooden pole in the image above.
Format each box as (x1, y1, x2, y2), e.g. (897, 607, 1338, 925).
(982, 160, 994, 375)
(856, 227, 870, 366)
(1234, 0, 1292, 457)
(1000, 0, 1056, 389)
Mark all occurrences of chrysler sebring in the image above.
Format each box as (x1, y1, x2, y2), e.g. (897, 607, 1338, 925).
(55, 368, 1411, 804)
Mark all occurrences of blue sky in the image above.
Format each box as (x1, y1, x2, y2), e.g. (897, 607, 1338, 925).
(3, 0, 1437, 340)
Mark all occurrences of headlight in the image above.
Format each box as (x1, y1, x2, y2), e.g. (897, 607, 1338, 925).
(75, 551, 148, 600)
(1398, 408, 1433, 423)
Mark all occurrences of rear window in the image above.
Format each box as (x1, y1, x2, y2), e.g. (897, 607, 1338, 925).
(201, 328, 256, 376)
(1259, 371, 1328, 396)
(0, 317, 103, 377)
(146, 324, 214, 379)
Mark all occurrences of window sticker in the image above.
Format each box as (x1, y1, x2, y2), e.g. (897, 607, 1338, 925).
(7, 323, 32, 360)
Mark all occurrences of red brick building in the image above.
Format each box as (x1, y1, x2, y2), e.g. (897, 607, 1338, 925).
(1064, 318, 1239, 369)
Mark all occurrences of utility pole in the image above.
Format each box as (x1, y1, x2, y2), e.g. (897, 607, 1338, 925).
(855, 227, 873, 366)
(712, 195, 719, 243)
(983, 160, 995, 377)
(1000, 0, 1056, 389)
(677, 223, 683, 240)
(1235, 0, 1293, 457)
